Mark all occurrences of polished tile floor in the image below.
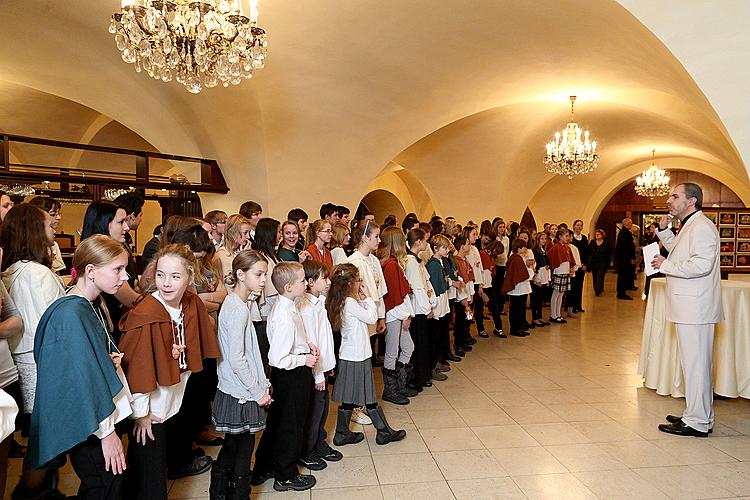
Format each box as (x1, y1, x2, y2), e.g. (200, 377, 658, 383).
(7, 274, 750, 499)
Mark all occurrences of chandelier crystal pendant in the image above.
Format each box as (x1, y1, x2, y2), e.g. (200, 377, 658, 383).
(109, 0, 267, 94)
(543, 96, 599, 179)
(635, 149, 670, 198)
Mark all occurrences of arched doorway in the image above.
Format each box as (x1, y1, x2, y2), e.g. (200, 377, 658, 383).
(358, 190, 407, 224)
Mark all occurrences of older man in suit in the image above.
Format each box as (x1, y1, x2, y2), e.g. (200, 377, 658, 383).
(651, 182, 723, 437)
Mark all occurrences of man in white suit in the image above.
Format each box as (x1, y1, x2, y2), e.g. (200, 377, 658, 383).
(651, 182, 723, 437)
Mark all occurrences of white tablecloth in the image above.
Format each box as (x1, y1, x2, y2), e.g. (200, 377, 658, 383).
(638, 278, 750, 398)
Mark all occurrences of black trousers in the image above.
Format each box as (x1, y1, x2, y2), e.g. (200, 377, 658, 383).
(253, 366, 312, 482)
(69, 435, 124, 500)
(254, 320, 270, 374)
(530, 283, 545, 320)
(164, 375, 204, 472)
(591, 266, 607, 295)
(473, 292, 485, 332)
(509, 294, 528, 334)
(616, 263, 633, 297)
(483, 287, 503, 331)
(452, 302, 471, 349)
(302, 379, 329, 457)
(492, 267, 506, 312)
(410, 314, 432, 385)
(124, 422, 168, 500)
(429, 315, 450, 364)
(569, 269, 585, 309)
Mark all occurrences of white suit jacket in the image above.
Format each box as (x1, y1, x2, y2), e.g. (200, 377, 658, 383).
(656, 211, 723, 325)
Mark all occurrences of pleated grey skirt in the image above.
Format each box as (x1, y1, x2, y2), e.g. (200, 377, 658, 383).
(331, 359, 377, 406)
(212, 390, 267, 434)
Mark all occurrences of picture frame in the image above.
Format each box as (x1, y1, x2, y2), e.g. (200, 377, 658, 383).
(720, 254, 735, 267)
(720, 241, 736, 253)
(736, 254, 750, 268)
(739, 213, 750, 226)
(737, 228, 750, 239)
(704, 212, 718, 225)
(720, 227, 736, 239)
(737, 241, 750, 253)
(720, 212, 737, 225)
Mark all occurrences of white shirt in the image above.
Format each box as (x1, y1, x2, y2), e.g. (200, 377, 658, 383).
(331, 247, 348, 267)
(339, 297, 377, 362)
(496, 235, 510, 266)
(95, 366, 134, 438)
(130, 292, 190, 421)
(0, 389, 18, 442)
(467, 246, 484, 287)
(299, 293, 336, 384)
(569, 244, 581, 271)
(507, 266, 534, 296)
(267, 295, 310, 370)
(404, 255, 436, 315)
(348, 251, 387, 320)
(0, 281, 19, 388)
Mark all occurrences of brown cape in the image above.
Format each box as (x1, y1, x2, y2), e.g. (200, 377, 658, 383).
(501, 253, 530, 294)
(381, 256, 412, 311)
(118, 291, 219, 394)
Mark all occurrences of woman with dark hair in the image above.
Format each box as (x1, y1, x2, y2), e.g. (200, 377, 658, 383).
(28, 196, 65, 273)
(0, 204, 66, 498)
(252, 217, 281, 370)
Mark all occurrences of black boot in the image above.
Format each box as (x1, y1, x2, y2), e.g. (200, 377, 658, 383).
(382, 367, 409, 405)
(404, 362, 422, 394)
(396, 362, 419, 397)
(229, 473, 252, 500)
(333, 408, 364, 446)
(210, 466, 232, 500)
(369, 406, 406, 445)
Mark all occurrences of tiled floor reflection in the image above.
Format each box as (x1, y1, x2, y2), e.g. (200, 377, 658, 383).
(6, 274, 750, 499)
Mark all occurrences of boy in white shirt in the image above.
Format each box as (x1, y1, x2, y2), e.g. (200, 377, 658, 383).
(251, 262, 320, 492)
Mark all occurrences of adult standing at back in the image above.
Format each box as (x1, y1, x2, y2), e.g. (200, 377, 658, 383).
(651, 183, 722, 437)
(569, 219, 590, 313)
(615, 218, 636, 300)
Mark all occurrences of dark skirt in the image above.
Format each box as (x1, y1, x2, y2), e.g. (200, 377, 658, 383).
(331, 359, 377, 406)
(212, 390, 267, 434)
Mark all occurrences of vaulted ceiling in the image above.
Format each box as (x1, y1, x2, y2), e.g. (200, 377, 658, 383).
(1, 0, 748, 225)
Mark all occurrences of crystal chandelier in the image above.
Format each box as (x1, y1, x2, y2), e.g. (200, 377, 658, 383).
(635, 149, 670, 198)
(543, 96, 599, 178)
(109, 0, 267, 94)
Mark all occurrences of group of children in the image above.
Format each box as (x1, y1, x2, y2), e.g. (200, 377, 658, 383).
(0, 193, 596, 500)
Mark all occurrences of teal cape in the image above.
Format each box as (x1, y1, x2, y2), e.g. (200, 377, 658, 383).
(28, 295, 123, 468)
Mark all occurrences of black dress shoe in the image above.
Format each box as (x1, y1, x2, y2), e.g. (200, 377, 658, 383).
(167, 455, 213, 480)
(423, 380, 433, 387)
(462, 344, 473, 352)
(478, 331, 489, 338)
(250, 469, 275, 486)
(299, 452, 327, 471)
(446, 353, 462, 362)
(665, 415, 713, 433)
(454, 348, 466, 357)
(628, 286, 639, 291)
(509, 331, 527, 337)
(273, 474, 316, 492)
(466, 337, 477, 345)
(657, 421, 708, 437)
(617, 295, 633, 300)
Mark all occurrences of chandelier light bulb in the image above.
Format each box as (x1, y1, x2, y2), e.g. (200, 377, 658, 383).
(543, 96, 599, 178)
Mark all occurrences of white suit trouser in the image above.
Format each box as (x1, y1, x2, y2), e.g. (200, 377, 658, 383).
(675, 323, 715, 432)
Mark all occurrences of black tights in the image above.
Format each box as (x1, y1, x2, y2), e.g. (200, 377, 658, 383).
(341, 402, 377, 411)
(215, 432, 256, 477)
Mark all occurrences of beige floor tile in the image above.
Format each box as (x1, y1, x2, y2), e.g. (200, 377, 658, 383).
(311, 456, 379, 489)
(170, 473, 209, 499)
(419, 427, 484, 452)
(490, 446, 567, 476)
(448, 477, 525, 499)
(371, 453, 443, 484)
(573, 469, 669, 499)
(567, 387, 621, 403)
(547, 403, 611, 422)
(590, 401, 655, 420)
(522, 422, 591, 445)
(310, 486, 382, 500)
(528, 389, 584, 405)
(471, 424, 539, 448)
(503, 403, 566, 424)
(432, 449, 507, 480)
(709, 436, 750, 461)
(444, 391, 498, 409)
(512, 472, 597, 499)
(690, 462, 750, 496)
(598, 441, 685, 468)
(509, 376, 562, 391)
(485, 389, 539, 406)
(380, 481, 455, 500)
(403, 394, 452, 411)
(252, 491, 311, 499)
(407, 408, 466, 429)
(651, 437, 737, 465)
(633, 465, 735, 499)
(545, 443, 628, 472)
(455, 406, 514, 427)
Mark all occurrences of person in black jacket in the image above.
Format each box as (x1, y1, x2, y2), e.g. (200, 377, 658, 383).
(614, 218, 636, 300)
(588, 228, 612, 296)
(569, 219, 590, 312)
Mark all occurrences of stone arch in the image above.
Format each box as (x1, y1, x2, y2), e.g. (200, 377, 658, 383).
(359, 190, 408, 224)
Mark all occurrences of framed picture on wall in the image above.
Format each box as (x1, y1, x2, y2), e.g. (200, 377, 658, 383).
(720, 241, 736, 253)
(737, 241, 750, 253)
(738, 213, 750, 226)
(720, 212, 737, 225)
(736, 254, 750, 268)
(737, 228, 750, 239)
(704, 212, 718, 225)
(720, 254, 735, 267)
(720, 227, 736, 239)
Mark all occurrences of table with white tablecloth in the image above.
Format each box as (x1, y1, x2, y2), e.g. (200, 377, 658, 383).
(638, 277, 750, 398)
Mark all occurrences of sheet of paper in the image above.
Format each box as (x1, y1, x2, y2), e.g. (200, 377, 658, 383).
(643, 242, 661, 276)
